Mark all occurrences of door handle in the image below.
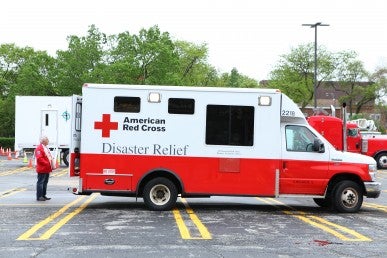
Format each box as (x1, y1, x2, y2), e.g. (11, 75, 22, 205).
(105, 179, 115, 185)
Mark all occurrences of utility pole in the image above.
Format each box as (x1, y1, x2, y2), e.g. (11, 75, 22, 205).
(302, 22, 329, 108)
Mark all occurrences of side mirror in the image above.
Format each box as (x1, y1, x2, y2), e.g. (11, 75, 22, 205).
(313, 138, 325, 153)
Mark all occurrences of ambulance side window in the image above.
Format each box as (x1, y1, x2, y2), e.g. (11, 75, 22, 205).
(205, 105, 254, 146)
(285, 125, 316, 152)
(114, 96, 140, 113)
(168, 98, 195, 114)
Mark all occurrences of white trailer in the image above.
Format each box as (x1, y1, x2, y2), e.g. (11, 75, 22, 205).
(14, 96, 72, 166)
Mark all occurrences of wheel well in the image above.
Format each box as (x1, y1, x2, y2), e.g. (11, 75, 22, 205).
(137, 170, 183, 197)
(326, 174, 365, 196)
(374, 150, 387, 158)
(374, 151, 387, 163)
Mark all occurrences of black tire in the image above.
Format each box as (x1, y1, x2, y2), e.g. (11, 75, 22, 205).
(143, 178, 177, 211)
(313, 198, 332, 208)
(62, 150, 70, 167)
(375, 152, 387, 169)
(332, 180, 363, 213)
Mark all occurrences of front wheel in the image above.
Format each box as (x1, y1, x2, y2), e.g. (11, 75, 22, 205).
(375, 152, 387, 169)
(313, 197, 332, 208)
(332, 180, 363, 213)
(143, 178, 177, 211)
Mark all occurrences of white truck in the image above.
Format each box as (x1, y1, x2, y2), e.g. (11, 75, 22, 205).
(14, 96, 72, 166)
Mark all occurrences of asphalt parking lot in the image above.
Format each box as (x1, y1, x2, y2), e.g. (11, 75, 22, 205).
(0, 156, 386, 258)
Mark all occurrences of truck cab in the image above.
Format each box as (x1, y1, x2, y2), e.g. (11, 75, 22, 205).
(307, 115, 361, 153)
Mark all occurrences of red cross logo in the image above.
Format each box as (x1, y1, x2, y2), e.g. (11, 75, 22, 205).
(94, 114, 118, 138)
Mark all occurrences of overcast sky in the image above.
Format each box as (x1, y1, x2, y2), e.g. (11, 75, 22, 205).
(1, 0, 387, 80)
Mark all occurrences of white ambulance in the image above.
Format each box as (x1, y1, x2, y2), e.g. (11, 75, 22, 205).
(69, 83, 381, 212)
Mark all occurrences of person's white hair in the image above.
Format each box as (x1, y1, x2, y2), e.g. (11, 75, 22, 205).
(40, 136, 49, 143)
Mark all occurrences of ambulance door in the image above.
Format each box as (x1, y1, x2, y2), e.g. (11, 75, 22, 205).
(280, 124, 329, 195)
(69, 95, 82, 177)
(41, 110, 58, 146)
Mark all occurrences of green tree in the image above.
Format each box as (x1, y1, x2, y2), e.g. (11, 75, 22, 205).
(332, 51, 374, 115)
(0, 44, 55, 136)
(0, 44, 36, 98)
(268, 43, 334, 107)
(54, 24, 107, 95)
(371, 67, 387, 105)
(0, 97, 14, 137)
(174, 41, 217, 86)
(10, 51, 56, 96)
(104, 26, 181, 85)
(218, 68, 259, 88)
(229, 68, 240, 87)
(103, 31, 140, 84)
(132, 26, 179, 85)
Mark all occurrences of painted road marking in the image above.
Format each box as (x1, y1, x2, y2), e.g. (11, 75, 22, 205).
(172, 198, 211, 240)
(363, 202, 387, 212)
(0, 187, 27, 198)
(17, 194, 98, 240)
(256, 197, 371, 242)
(0, 167, 30, 176)
(51, 168, 68, 177)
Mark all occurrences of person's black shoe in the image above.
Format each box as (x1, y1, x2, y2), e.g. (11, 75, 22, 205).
(37, 197, 46, 201)
(44, 196, 51, 200)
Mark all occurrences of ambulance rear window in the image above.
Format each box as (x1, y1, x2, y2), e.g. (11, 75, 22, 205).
(114, 97, 140, 113)
(168, 98, 195, 114)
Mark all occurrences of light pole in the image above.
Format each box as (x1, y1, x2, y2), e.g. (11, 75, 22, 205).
(302, 22, 329, 108)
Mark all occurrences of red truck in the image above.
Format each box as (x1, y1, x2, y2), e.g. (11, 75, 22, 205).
(308, 115, 387, 169)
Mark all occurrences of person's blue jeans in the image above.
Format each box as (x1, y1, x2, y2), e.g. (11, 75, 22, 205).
(36, 173, 50, 199)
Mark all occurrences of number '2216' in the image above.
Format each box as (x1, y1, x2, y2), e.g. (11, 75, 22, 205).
(281, 110, 295, 117)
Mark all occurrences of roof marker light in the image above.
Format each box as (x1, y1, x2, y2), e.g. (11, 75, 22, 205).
(148, 92, 161, 103)
(258, 96, 272, 106)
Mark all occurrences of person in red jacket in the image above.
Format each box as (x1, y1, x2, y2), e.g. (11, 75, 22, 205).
(35, 136, 53, 201)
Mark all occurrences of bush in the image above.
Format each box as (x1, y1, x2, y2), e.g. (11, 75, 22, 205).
(0, 137, 14, 150)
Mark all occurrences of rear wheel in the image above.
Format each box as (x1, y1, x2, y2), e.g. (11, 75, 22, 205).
(375, 152, 387, 169)
(332, 180, 363, 213)
(143, 178, 177, 211)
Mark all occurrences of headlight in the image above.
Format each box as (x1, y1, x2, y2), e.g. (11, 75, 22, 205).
(368, 164, 378, 181)
(369, 164, 377, 173)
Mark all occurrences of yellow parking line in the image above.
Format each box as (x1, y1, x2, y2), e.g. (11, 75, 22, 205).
(256, 197, 371, 242)
(172, 198, 212, 240)
(172, 208, 191, 239)
(17, 194, 97, 240)
(0, 167, 30, 176)
(181, 198, 211, 239)
(285, 211, 371, 241)
(39, 194, 97, 240)
(363, 202, 387, 212)
(51, 168, 68, 177)
(0, 187, 27, 198)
